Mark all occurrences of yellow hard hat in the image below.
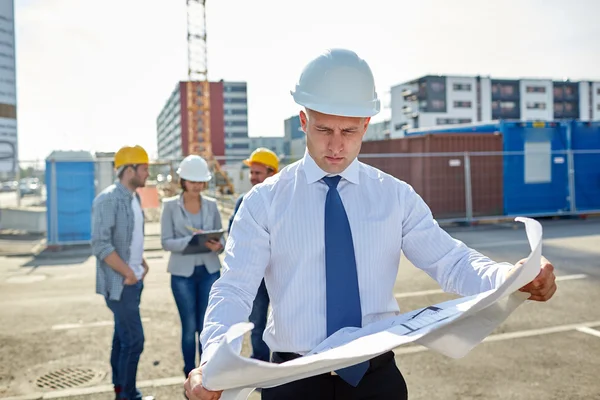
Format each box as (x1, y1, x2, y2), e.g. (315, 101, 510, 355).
(114, 145, 149, 169)
(243, 147, 279, 172)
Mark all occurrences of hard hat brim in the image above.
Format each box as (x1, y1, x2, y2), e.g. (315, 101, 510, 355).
(291, 89, 380, 118)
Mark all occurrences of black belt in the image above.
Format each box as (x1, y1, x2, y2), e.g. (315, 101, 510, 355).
(272, 351, 394, 376)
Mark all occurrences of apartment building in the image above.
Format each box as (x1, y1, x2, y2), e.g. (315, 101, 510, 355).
(391, 75, 600, 137)
(156, 80, 250, 163)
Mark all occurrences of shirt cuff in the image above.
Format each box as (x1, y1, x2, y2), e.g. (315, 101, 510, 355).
(200, 343, 218, 367)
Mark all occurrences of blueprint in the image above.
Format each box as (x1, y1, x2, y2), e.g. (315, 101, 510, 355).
(201, 217, 543, 400)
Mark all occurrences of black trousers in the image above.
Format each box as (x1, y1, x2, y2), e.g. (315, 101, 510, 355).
(261, 351, 408, 400)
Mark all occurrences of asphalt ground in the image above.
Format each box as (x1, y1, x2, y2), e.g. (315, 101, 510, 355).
(0, 217, 598, 400)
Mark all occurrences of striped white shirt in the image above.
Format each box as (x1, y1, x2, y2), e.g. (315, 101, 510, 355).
(200, 150, 511, 364)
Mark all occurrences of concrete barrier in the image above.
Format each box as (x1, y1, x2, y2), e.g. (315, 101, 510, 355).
(0, 207, 47, 233)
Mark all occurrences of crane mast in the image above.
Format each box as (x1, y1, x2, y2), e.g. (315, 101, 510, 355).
(186, 0, 234, 194)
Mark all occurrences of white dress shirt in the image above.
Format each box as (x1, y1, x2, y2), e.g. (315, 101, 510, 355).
(200, 150, 512, 364)
(129, 195, 145, 280)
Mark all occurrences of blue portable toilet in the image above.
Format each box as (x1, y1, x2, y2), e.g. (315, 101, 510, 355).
(571, 120, 600, 212)
(45, 151, 96, 245)
(500, 121, 570, 216)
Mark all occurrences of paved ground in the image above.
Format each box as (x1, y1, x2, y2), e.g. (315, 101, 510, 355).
(0, 218, 599, 399)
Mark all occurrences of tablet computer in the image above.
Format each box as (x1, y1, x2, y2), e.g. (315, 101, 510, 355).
(182, 229, 225, 254)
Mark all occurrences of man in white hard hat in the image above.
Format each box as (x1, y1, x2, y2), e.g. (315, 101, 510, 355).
(185, 49, 557, 400)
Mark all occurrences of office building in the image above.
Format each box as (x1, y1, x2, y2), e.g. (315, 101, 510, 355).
(249, 136, 285, 157)
(283, 115, 306, 159)
(391, 75, 600, 137)
(156, 80, 250, 163)
(365, 120, 390, 141)
(0, 0, 17, 177)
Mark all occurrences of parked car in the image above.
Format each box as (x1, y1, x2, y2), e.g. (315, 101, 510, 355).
(19, 178, 42, 197)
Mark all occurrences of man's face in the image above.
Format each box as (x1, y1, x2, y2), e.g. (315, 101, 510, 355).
(249, 162, 273, 186)
(129, 164, 149, 188)
(300, 109, 369, 174)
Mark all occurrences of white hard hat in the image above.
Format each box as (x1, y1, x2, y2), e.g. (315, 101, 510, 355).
(176, 155, 212, 182)
(290, 48, 380, 118)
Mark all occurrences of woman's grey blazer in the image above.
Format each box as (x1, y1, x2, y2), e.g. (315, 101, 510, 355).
(160, 194, 225, 277)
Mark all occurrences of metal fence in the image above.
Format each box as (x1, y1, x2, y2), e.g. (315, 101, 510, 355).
(358, 149, 600, 224)
(1, 150, 598, 241)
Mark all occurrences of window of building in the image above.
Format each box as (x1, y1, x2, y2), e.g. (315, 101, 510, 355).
(565, 102, 574, 112)
(564, 86, 574, 96)
(453, 100, 472, 108)
(225, 120, 247, 127)
(500, 86, 515, 96)
(500, 101, 516, 110)
(224, 98, 247, 103)
(553, 87, 563, 99)
(526, 86, 546, 93)
(453, 83, 472, 91)
(436, 118, 472, 125)
(226, 86, 247, 93)
(597, 104, 600, 111)
(430, 99, 445, 110)
(597, 88, 600, 95)
(526, 102, 546, 110)
(554, 103, 564, 113)
(430, 82, 445, 92)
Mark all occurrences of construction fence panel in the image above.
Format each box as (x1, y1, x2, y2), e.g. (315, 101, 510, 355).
(3, 150, 599, 239)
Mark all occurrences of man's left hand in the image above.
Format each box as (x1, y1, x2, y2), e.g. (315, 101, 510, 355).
(142, 262, 149, 280)
(518, 256, 557, 302)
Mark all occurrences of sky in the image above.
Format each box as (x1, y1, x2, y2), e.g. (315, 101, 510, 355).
(13, 0, 600, 161)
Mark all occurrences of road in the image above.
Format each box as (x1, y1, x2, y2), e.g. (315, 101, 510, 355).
(0, 190, 46, 208)
(0, 218, 598, 399)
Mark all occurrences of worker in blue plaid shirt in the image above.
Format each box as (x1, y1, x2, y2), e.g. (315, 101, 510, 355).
(91, 145, 154, 400)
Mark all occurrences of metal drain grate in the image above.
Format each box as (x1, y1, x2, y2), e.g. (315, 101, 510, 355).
(35, 367, 103, 390)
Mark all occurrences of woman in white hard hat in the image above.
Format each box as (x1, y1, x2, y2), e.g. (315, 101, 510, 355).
(159, 154, 225, 383)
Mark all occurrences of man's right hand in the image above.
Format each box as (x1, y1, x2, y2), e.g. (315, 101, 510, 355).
(123, 270, 138, 286)
(184, 368, 222, 400)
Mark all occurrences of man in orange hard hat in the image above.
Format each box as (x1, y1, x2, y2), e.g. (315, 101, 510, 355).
(91, 145, 154, 400)
(228, 147, 279, 364)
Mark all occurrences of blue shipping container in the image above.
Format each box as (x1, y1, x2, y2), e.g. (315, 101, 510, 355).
(571, 120, 600, 212)
(46, 151, 96, 245)
(404, 121, 501, 136)
(500, 121, 570, 216)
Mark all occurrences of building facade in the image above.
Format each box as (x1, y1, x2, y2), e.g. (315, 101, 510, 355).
(0, 0, 17, 177)
(249, 136, 285, 157)
(364, 120, 391, 141)
(156, 80, 249, 163)
(283, 114, 306, 159)
(391, 75, 600, 137)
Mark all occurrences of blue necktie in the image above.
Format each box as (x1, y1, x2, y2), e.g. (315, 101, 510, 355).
(323, 175, 369, 387)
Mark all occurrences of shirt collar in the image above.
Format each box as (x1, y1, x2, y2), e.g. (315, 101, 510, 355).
(301, 149, 360, 185)
(115, 181, 135, 198)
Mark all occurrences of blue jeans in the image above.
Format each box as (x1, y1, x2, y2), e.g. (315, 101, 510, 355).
(105, 281, 145, 400)
(249, 279, 270, 362)
(171, 265, 220, 377)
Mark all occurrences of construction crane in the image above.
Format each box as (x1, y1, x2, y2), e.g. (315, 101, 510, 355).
(186, 0, 235, 194)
